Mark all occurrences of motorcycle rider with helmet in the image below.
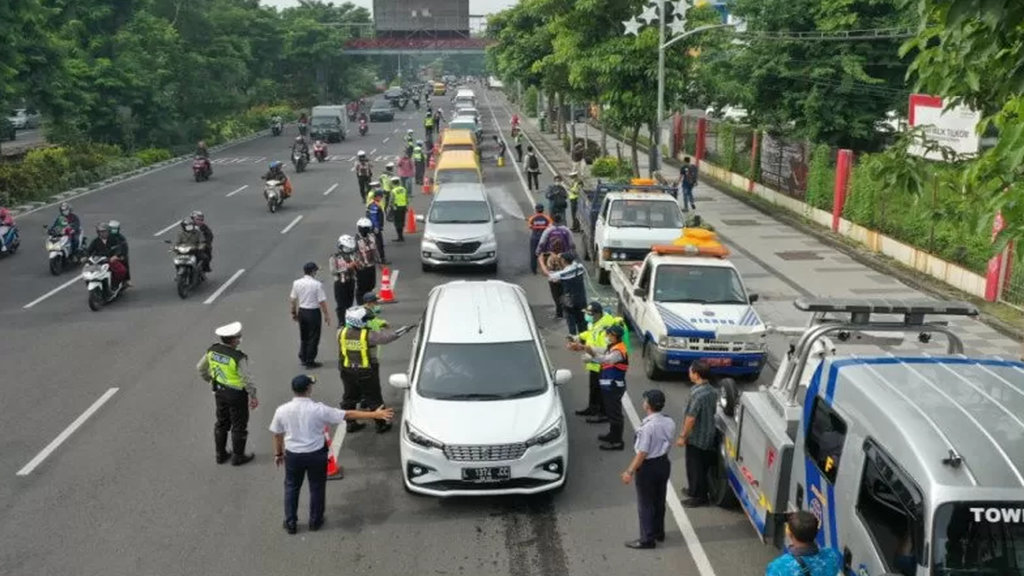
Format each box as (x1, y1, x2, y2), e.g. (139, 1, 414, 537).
(194, 140, 212, 176)
(330, 234, 361, 322)
(191, 210, 213, 272)
(0, 207, 16, 253)
(108, 220, 131, 284)
(292, 136, 310, 164)
(87, 223, 128, 289)
(262, 161, 292, 198)
(354, 217, 380, 299)
(174, 218, 206, 277)
(49, 202, 82, 255)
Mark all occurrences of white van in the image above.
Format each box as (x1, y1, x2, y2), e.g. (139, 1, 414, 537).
(453, 89, 476, 109)
(389, 280, 572, 497)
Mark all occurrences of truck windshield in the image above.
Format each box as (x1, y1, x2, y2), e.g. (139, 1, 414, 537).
(608, 200, 683, 228)
(933, 502, 1024, 575)
(416, 341, 547, 400)
(653, 265, 747, 304)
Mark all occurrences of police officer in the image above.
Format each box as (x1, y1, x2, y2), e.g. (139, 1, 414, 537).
(527, 203, 551, 274)
(337, 306, 412, 433)
(330, 234, 360, 323)
(366, 190, 387, 263)
(569, 324, 627, 449)
(424, 111, 435, 142)
(568, 171, 583, 232)
(361, 292, 389, 331)
(355, 151, 373, 201)
(621, 389, 675, 549)
(380, 163, 395, 199)
(413, 144, 426, 185)
(197, 322, 257, 465)
(389, 176, 408, 242)
(574, 302, 628, 421)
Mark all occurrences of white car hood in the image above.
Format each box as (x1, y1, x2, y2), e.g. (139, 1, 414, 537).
(424, 222, 492, 242)
(408, 391, 561, 445)
(655, 302, 764, 339)
(603, 227, 681, 249)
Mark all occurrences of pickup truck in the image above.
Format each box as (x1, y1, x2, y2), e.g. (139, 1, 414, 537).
(610, 241, 767, 380)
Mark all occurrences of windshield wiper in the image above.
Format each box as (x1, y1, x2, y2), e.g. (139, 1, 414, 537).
(438, 392, 504, 400)
(703, 299, 747, 305)
(612, 223, 652, 228)
(658, 298, 707, 303)
(501, 388, 544, 399)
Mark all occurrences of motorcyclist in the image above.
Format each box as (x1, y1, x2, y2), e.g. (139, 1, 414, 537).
(0, 207, 15, 253)
(191, 210, 213, 272)
(263, 161, 292, 198)
(49, 202, 82, 255)
(108, 220, 131, 284)
(292, 136, 310, 164)
(297, 113, 309, 136)
(174, 218, 206, 277)
(86, 223, 128, 288)
(271, 115, 283, 134)
(195, 140, 209, 159)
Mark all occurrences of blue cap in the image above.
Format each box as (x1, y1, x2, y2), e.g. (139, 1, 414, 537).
(292, 374, 316, 392)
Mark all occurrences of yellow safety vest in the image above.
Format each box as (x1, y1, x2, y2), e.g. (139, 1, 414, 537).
(339, 327, 370, 368)
(424, 116, 434, 128)
(581, 315, 622, 373)
(206, 343, 246, 389)
(568, 181, 581, 200)
(381, 177, 393, 192)
(391, 186, 408, 207)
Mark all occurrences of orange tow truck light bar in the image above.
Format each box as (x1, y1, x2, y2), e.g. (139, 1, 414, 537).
(651, 228, 730, 258)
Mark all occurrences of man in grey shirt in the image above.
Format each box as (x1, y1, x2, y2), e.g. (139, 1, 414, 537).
(676, 359, 719, 507)
(621, 389, 676, 549)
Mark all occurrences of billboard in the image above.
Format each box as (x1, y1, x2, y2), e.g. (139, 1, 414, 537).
(908, 94, 981, 160)
(373, 0, 470, 35)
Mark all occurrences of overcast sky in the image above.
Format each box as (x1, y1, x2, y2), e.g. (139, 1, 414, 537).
(260, 0, 517, 15)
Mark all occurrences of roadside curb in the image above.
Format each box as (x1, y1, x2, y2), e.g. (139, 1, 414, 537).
(7, 128, 271, 219)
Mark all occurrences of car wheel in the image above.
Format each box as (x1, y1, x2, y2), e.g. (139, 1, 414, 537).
(421, 262, 432, 273)
(643, 340, 666, 381)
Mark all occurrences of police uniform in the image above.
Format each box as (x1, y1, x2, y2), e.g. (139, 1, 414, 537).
(366, 195, 387, 263)
(586, 328, 628, 448)
(626, 389, 675, 549)
(356, 159, 373, 201)
(338, 308, 402, 433)
(576, 303, 627, 419)
(389, 178, 409, 242)
(196, 322, 256, 465)
(568, 176, 582, 232)
(330, 250, 359, 323)
(424, 113, 435, 141)
(527, 207, 551, 274)
(412, 147, 426, 184)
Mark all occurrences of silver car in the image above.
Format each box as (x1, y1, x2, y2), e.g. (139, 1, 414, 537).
(419, 183, 502, 272)
(7, 108, 40, 130)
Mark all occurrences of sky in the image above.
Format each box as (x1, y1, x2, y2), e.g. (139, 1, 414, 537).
(260, 0, 517, 15)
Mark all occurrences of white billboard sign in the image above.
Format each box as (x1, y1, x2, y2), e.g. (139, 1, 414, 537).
(908, 94, 981, 160)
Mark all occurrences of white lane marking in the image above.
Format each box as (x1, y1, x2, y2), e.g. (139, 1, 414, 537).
(350, 165, 356, 172)
(253, 156, 266, 164)
(382, 137, 390, 144)
(348, 155, 356, 161)
(393, 128, 399, 133)
(23, 274, 84, 309)
(370, 148, 377, 155)
(323, 183, 339, 196)
(204, 268, 246, 305)
(490, 93, 559, 177)
(17, 388, 119, 476)
(280, 215, 304, 235)
(153, 220, 181, 237)
(483, 91, 535, 206)
(622, 397, 718, 576)
(226, 184, 248, 197)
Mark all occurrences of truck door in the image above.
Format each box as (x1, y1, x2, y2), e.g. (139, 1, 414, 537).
(634, 261, 653, 330)
(594, 198, 610, 255)
(796, 394, 850, 551)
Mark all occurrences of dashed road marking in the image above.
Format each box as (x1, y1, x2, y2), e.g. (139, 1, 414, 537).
(280, 215, 304, 235)
(226, 185, 248, 197)
(17, 388, 120, 476)
(204, 268, 245, 305)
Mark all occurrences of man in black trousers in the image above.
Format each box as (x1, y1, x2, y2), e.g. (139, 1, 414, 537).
(621, 389, 676, 549)
(676, 359, 719, 507)
(289, 262, 331, 369)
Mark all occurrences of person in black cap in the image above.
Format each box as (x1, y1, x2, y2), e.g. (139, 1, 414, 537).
(621, 389, 675, 549)
(290, 262, 331, 369)
(569, 324, 628, 449)
(269, 374, 394, 534)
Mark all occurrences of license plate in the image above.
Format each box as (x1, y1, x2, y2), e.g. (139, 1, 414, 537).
(461, 466, 511, 483)
(704, 357, 732, 367)
(449, 255, 472, 261)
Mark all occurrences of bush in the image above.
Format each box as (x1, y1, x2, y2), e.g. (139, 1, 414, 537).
(590, 156, 634, 183)
(805, 144, 835, 211)
(135, 147, 173, 165)
(524, 86, 539, 118)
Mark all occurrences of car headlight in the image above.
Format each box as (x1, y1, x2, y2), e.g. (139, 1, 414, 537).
(525, 418, 563, 447)
(658, 336, 689, 349)
(405, 422, 444, 449)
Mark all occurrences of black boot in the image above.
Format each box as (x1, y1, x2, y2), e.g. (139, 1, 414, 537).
(215, 431, 230, 464)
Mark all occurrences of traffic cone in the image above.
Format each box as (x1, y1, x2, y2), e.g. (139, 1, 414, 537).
(405, 207, 418, 234)
(497, 155, 505, 167)
(379, 266, 396, 303)
(422, 176, 432, 195)
(324, 426, 343, 480)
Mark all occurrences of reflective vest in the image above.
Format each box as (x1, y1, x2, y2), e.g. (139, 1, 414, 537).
(424, 116, 434, 129)
(339, 327, 371, 368)
(206, 343, 247, 390)
(582, 315, 622, 372)
(514, 133, 522, 146)
(413, 151, 424, 163)
(391, 186, 408, 207)
(356, 162, 372, 177)
(598, 342, 628, 388)
(528, 213, 551, 233)
(568, 181, 581, 201)
(381, 176, 393, 192)
(367, 317, 388, 331)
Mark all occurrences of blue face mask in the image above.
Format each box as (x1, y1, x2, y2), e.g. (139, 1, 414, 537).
(584, 314, 594, 324)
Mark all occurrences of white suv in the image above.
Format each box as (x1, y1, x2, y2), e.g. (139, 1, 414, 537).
(389, 280, 571, 496)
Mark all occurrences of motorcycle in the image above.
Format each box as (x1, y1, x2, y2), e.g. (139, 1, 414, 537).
(313, 140, 328, 163)
(83, 255, 125, 311)
(1, 222, 19, 256)
(292, 150, 308, 173)
(413, 98, 420, 110)
(192, 156, 212, 182)
(43, 226, 83, 275)
(165, 240, 205, 299)
(264, 180, 286, 213)
(358, 119, 368, 137)
(298, 121, 309, 137)
(271, 120, 283, 136)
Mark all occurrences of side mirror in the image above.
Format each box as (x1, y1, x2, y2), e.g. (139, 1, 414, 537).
(748, 293, 759, 304)
(415, 214, 425, 223)
(494, 214, 504, 222)
(554, 369, 572, 386)
(633, 287, 645, 298)
(388, 373, 410, 389)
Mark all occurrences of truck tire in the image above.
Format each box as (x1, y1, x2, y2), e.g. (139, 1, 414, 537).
(718, 377, 739, 418)
(738, 370, 762, 383)
(597, 267, 610, 285)
(643, 340, 666, 381)
(709, 444, 739, 508)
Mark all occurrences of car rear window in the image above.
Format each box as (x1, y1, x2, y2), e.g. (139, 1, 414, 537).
(437, 169, 480, 184)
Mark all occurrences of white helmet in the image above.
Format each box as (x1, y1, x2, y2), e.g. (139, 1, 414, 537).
(406, 129, 413, 134)
(385, 162, 395, 170)
(337, 234, 356, 252)
(344, 306, 368, 328)
(357, 150, 366, 157)
(356, 217, 372, 230)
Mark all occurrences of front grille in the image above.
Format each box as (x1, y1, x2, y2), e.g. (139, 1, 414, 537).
(687, 337, 745, 352)
(416, 478, 556, 491)
(436, 241, 481, 254)
(444, 443, 527, 462)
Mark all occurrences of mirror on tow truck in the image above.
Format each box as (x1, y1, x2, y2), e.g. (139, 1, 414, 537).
(749, 293, 759, 303)
(633, 286, 645, 298)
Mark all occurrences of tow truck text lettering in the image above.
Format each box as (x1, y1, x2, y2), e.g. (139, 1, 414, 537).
(970, 507, 1024, 523)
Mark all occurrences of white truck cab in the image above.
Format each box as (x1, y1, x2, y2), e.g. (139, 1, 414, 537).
(610, 240, 766, 380)
(593, 192, 684, 284)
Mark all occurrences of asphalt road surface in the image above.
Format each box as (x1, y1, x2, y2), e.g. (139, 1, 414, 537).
(1, 128, 45, 156)
(0, 93, 780, 576)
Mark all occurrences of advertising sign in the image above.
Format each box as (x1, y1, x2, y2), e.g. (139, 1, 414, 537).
(908, 94, 981, 160)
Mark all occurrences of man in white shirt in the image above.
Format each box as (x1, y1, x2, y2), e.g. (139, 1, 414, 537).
(290, 262, 331, 369)
(270, 374, 393, 535)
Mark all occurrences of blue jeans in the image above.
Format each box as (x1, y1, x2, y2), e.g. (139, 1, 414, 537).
(284, 446, 328, 527)
(681, 184, 695, 210)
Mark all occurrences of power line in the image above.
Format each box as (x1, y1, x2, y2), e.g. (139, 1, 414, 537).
(738, 28, 914, 41)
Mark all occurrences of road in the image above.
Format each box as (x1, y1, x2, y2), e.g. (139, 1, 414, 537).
(0, 92, 802, 576)
(1, 128, 45, 156)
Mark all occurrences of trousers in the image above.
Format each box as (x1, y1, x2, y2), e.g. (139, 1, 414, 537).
(529, 234, 543, 273)
(587, 371, 605, 414)
(685, 444, 716, 502)
(355, 266, 376, 301)
(415, 162, 425, 185)
(298, 308, 321, 365)
(334, 280, 356, 323)
(284, 445, 328, 527)
(569, 198, 580, 230)
(527, 171, 540, 191)
(392, 207, 407, 240)
(636, 456, 670, 544)
(214, 386, 249, 458)
(357, 175, 371, 201)
(374, 230, 386, 262)
(564, 306, 586, 336)
(681, 184, 696, 210)
(548, 281, 564, 317)
(601, 386, 626, 443)
(340, 365, 387, 426)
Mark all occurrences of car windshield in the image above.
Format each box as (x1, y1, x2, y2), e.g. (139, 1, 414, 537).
(653, 265, 748, 304)
(416, 341, 547, 400)
(608, 200, 683, 228)
(372, 101, 390, 110)
(437, 169, 480, 185)
(933, 502, 1024, 576)
(443, 144, 474, 152)
(311, 116, 337, 127)
(428, 200, 490, 224)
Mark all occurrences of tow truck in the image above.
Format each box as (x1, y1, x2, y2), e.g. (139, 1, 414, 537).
(610, 229, 767, 380)
(715, 298, 1024, 576)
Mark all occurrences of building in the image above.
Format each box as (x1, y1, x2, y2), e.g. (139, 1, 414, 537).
(373, 0, 470, 38)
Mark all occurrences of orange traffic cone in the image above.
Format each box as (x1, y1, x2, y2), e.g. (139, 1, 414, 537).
(422, 176, 432, 195)
(324, 426, 343, 480)
(405, 207, 418, 234)
(379, 267, 396, 303)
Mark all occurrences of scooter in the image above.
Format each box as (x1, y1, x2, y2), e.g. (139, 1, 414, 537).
(313, 140, 327, 163)
(83, 255, 126, 311)
(292, 150, 308, 173)
(44, 226, 83, 275)
(0, 222, 20, 256)
(298, 121, 309, 137)
(359, 119, 368, 137)
(192, 156, 212, 182)
(271, 120, 283, 136)
(166, 240, 205, 299)
(264, 180, 285, 213)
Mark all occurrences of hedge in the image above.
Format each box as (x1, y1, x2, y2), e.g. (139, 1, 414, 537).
(0, 103, 299, 206)
(590, 156, 634, 183)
